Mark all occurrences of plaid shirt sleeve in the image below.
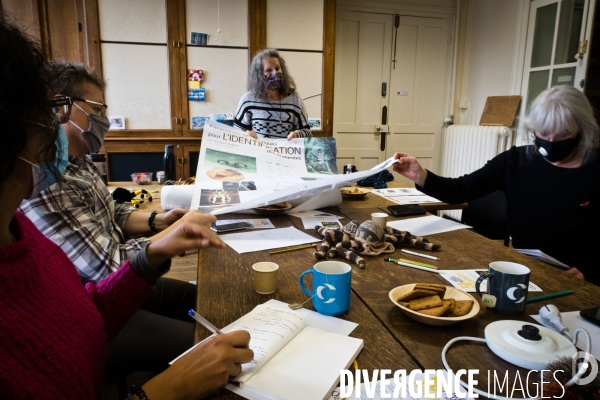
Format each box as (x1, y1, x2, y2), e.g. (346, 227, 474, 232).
(19, 157, 151, 284)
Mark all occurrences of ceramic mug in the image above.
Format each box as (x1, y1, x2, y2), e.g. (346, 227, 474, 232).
(298, 261, 352, 316)
(475, 261, 530, 315)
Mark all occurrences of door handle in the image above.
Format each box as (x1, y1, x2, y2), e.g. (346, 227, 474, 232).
(382, 106, 387, 125)
(380, 130, 386, 151)
(382, 82, 387, 97)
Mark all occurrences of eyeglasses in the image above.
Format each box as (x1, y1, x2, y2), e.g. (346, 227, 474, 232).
(48, 96, 108, 123)
(48, 97, 73, 124)
(217, 159, 248, 169)
(72, 97, 108, 117)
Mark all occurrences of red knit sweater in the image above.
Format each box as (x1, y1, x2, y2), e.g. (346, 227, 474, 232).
(0, 212, 154, 399)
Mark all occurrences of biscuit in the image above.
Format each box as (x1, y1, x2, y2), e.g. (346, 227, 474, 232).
(418, 301, 451, 316)
(409, 295, 442, 311)
(451, 300, 474, 316)
(442, 298, 456, 315)
(414, 284, 446, 297)
(396, 289, 438, 303)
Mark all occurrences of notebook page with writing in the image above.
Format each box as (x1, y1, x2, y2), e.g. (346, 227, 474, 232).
(224, 304, 307, 383)
(243, 326, 364, 400)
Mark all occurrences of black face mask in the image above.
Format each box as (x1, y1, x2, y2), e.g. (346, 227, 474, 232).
(534, 133, 581, 162)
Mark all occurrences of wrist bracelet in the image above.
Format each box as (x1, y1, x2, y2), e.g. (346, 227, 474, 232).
(130, 384, 149, 400)
(148, 211, 159, 232)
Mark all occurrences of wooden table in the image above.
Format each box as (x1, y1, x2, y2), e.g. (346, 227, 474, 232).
(195, 195, 600, 399)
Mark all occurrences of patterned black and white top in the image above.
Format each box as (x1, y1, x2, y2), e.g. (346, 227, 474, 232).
(234, 90, 312, 138)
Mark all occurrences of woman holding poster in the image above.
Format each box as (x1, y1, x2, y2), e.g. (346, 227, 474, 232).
(234, 49, 313, 141)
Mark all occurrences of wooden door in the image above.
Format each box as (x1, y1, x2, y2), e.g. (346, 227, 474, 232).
(387, 16, 450, 185)
(333, 11, 451, 179)
(333, 11, 392, 172)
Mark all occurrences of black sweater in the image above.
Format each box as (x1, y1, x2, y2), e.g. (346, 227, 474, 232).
(420, 146, 599, 286)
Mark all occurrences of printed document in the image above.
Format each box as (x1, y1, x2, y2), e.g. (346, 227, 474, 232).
(190, 121, 399, 214)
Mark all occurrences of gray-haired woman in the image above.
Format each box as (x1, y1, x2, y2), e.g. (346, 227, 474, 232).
(391, 85, 600, 286)
(234, 49, 312, 140)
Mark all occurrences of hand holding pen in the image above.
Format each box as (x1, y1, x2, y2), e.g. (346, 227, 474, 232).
(139, 313, 253, 399)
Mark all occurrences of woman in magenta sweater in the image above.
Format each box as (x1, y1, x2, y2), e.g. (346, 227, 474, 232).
(0, 17, 253, 399)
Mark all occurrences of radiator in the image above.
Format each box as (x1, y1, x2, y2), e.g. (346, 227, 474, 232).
(439, 125, 512, 221)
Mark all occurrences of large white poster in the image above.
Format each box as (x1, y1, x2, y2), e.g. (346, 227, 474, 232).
(190, 122, 398, 215)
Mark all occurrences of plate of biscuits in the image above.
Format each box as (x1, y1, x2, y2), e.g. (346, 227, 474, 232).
(389, 283, 480, 326)
(252, 202, 292, 215)
(340, 187, 370, 199)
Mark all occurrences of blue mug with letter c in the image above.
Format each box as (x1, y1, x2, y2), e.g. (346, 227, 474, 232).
(298, 261, 352, 316)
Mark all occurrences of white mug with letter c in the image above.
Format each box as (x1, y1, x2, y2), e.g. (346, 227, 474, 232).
(475, 261, 530, 315)
(298, 261, 352, 316)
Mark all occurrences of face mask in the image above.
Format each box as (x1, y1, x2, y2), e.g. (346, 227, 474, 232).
(264, 71, 284, 91)
(69, 103, 110, 154)
(19, 125, 69, 199)
(534, 133, 581, 162)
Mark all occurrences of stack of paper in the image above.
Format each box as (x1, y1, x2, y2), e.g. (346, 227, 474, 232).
(370, 188, 441, 205)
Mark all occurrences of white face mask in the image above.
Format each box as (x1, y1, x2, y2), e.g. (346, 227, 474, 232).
(68, 103, 110, 154)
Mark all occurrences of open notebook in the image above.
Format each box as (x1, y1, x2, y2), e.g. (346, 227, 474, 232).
(173, 303, 362, 400)
(225, 304, 364, 400)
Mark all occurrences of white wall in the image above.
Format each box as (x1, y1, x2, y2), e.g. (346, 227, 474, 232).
(458, 0, 527, 126)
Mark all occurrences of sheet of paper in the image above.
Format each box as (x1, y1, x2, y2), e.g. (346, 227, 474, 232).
(439, 269, 542, 292)
(328, 372, 475, 400)
(219, 226, 320, 254)
(386, 215, 471, 236)
(514, 248, 570, 269)
(161, 185, 196, 210)
(216, 218, 275, 229)
(289, 188, 342, 212)
(225, 305, 308, 383)
(531, 311, 600, 359)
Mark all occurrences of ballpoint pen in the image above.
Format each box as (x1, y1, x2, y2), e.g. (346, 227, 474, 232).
(189, 309, 256, 363)
(188, 309, 223, 335)
(384, 258, 440, 273)
(385, 257, 437, 269)
(526, 290, 573, 304)
(401, 249, 440, 261)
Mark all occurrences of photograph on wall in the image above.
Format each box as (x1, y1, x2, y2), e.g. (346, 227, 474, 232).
(308, 118, 321, 129)
(192, 116, 208, 130)
(190, 32, 208, 46)
(304, 137, 338, 174)
(108, 116, 125, 130)
(205, 148, 257, 173)
(188, 68, 204, 81)
(199, 188, 240, 207)
(188, 88, 205, 101)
